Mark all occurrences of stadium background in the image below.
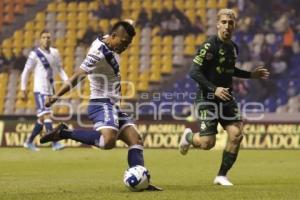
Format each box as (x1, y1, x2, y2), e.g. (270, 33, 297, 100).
(0, 0, 300, 149)
(1, 1, 300, 200)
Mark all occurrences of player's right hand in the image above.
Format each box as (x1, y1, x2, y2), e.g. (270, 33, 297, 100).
(21, 90, 28, 101)
(214, 87, 232, 101)
(45, 96, 58, 107)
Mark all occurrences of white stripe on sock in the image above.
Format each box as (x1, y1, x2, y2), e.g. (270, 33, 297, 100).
(129, 144, 144, 150)
(44, 119, 52, 123)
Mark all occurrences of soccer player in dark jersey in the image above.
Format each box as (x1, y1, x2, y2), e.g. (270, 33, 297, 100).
(179, 9, 270, 186)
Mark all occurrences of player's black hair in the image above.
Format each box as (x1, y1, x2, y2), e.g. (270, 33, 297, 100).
(110, 21, 136, 37)
(40, 29, 51, 36)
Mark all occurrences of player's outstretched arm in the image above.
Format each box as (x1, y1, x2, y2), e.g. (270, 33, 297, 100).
(250, 66, 270, 80)
(233, 67, 251, 79)
(55, 49, 69, 82)
(20, 52, 36, 101)
(45, 68, 88, 107)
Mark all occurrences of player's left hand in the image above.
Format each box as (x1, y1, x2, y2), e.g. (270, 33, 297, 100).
(251, 67, 270, 80)
(45, 96, 58, 107)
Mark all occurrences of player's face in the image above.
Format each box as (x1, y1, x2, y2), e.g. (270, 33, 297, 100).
(40, 33, 51, 49)
(217, 14, 235, 41)
(111, 28, 133, 54)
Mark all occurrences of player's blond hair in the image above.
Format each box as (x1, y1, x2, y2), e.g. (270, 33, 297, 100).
(217, 9, 236, 21)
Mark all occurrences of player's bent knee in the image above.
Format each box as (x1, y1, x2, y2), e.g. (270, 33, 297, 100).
(136, 138, 143, 146)
(193, 135, 215, 149)
(103, 141, 116, 149)
(103, 137, 117, 149)
(192, 135, 202, 147)
(196, 135, 216, 150)
(38, 117, 44, 123)
(119, 125, 144, 147)
(37, 119, 44, 124)
(136, 135, 143, 145)
(101, 130, 118, 149)
(201, 141, 215, 150)
(229, 132, 243, 144)
(42, 114, 52, 121)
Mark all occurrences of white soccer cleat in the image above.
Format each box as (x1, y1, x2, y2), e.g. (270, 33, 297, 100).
(52, 142, 65, 151)
(23, 141, 40, 152)
(179, 128, 192, 155)
(213, 176, 233, 186)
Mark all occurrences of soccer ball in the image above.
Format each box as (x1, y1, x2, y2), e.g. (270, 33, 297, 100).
(123, 165, 150, 191)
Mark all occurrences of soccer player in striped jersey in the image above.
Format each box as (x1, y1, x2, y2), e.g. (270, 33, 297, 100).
(40, 21, 162, 191)
(21, 30, 68, 151)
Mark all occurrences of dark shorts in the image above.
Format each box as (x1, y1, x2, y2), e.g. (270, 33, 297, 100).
(87, 98, 134, 132)
(194, 99, 242, 136)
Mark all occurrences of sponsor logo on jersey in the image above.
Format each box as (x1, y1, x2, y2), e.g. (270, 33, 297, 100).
(200, 122, 207, 130)
(219, 49, 225, 55)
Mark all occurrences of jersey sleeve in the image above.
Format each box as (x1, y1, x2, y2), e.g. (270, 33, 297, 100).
(53, 49, 68, 81)
(234, 67, 251, 79)
(192, 42, 214, 67)
(232, 42, 251, 78)
(190, 42, 217, 92)
(80, 43, 105, 73)
(20, 51, 37, 91)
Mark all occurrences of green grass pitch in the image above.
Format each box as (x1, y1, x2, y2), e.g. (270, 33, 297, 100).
(0, 148, 299, 200)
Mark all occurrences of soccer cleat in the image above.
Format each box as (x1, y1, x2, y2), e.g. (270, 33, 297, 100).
(40, 123, 69, 144)
(52, 142, 65, 151)
(213, 176, 233, 186)
(144, 184, 163, 191)
(179, 128, 192, 155)
(23, 141, 40, 152)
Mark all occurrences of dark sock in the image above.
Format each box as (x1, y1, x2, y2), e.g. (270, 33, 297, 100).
(128, 146, 144, 167)
(185, 132, 194, 144)
(44, 121, 53, 133)
(218, 151, 238, 176)
(28, 122, 43, 143)
(44, 121, 59, 145)
(61, 129, 102, 147)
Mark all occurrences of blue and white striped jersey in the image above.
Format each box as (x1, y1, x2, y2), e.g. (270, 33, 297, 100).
(21, 47, 68, 95)
(80, 38, 121, 102)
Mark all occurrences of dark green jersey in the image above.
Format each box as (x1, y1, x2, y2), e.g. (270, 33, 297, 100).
(190, 35, 251, 99)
